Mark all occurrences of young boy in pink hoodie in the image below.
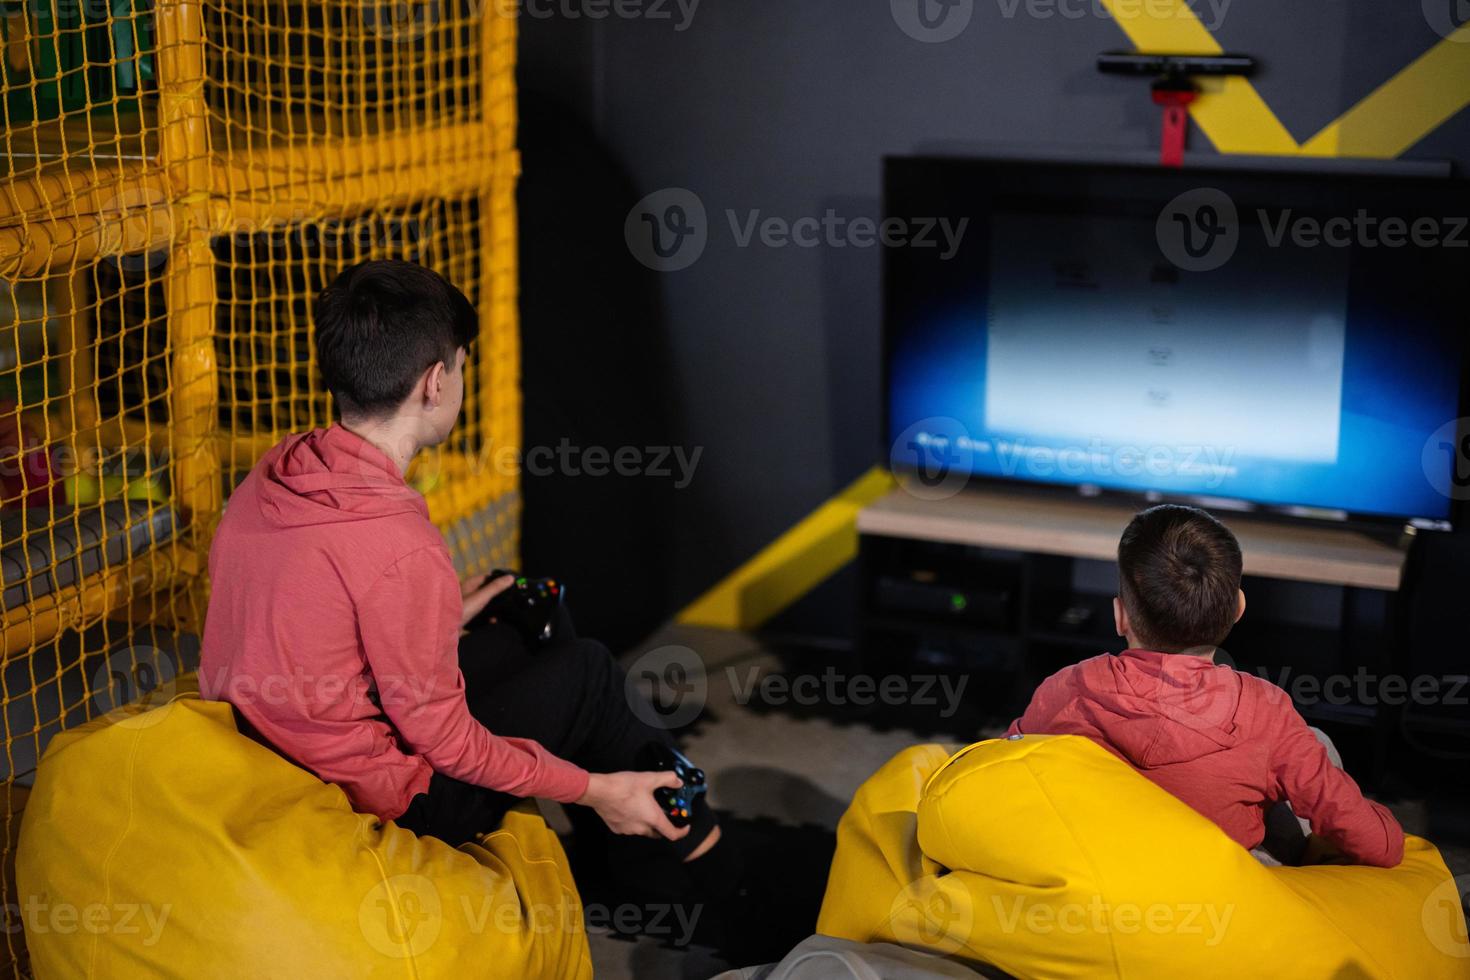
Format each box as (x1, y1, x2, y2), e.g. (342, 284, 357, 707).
(201, 260, 743, 909)
(1008, 504, 1404, 867)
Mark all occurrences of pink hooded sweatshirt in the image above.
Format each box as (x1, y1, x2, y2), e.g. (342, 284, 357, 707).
(1008, 649, 1404, 867)
(200, 425, 589, 821)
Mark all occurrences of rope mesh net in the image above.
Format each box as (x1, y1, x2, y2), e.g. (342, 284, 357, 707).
(0, 2, 520, 970)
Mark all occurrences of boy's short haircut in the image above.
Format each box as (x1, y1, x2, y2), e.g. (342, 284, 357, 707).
(314, 259, 477, 418)
(1117, 504, 1243, 653)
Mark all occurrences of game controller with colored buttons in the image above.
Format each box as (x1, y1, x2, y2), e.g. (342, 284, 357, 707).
(477, 569, 564, 645)
(637, 743, 707, 829)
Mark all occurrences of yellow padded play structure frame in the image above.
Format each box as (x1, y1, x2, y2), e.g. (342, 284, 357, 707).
(0, 2, 523, 973)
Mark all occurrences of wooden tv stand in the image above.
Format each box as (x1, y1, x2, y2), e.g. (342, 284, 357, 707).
(858, 486, 1409, 592)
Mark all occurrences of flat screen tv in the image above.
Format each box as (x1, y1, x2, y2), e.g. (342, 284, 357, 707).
(884, 156, 1469, 528)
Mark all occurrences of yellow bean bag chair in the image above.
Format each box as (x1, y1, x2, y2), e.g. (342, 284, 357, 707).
(818, 735, 1468, 979)
(17, 681, 592, 979)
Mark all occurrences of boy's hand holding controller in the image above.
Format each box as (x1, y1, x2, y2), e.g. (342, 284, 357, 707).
(456, 571, 685, 839)
(578, 771, 690, 841)
(460, 573, 517, 627)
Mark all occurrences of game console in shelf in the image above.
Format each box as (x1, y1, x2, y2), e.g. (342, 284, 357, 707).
(476, 569, 564, 644)
(637, 743, 707, 829)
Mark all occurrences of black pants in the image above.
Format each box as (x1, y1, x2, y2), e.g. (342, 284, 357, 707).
(395, 613, 716, 867)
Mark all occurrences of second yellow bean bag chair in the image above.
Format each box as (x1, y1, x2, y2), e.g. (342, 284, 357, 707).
(17, 681, 592, 979)
(818, 735, 1467, 979)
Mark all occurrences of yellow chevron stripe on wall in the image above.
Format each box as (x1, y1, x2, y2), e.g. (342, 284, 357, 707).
(1100, 0, 1470, 157)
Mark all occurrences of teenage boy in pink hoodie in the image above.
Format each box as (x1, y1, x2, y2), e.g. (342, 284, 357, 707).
(1008, 504, 1404, 868)
(201, 261, 742, 913)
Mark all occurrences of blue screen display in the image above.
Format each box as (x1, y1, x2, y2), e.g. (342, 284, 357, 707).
(886, 161, 1467, 523)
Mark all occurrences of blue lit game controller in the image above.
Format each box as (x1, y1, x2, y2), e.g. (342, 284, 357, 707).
(637, 743, 707, 828)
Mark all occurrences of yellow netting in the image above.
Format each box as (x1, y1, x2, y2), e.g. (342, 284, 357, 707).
(0, 2, 520, 972)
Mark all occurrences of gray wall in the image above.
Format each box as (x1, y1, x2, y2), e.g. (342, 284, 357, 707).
(518, 1, 1470, 631)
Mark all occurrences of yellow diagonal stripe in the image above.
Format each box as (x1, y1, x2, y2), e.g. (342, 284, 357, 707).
(1302, 23, 1470, 158)
(1096, 0, 1299, 154)
(1098, 1, 1470, 159)
(677, 467, 895, 630)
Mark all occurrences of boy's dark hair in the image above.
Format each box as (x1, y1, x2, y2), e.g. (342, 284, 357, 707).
(1117, 504, 1243, 653)
(314, 260, 476, 418)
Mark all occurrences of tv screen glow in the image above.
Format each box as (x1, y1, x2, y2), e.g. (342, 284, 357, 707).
(884, 158, 1467, 525)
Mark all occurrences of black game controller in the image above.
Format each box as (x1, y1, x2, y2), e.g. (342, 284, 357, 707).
(477, 569, 564, 645)
(637, 743, 707, 829)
